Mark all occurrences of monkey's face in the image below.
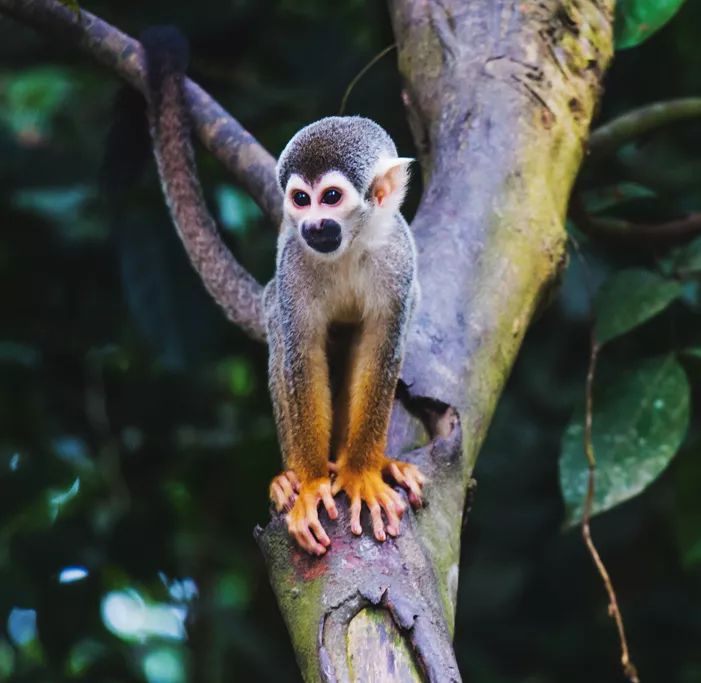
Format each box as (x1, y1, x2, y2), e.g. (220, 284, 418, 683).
(282, 171, 366, 258)
(282, 158, 412, 258)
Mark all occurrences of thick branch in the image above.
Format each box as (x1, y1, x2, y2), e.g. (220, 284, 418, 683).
(0, 0, 281, 225)
(588, 97, 701, 162)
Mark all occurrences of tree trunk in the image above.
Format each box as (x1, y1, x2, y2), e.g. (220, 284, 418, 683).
(257, 1, 614, 681)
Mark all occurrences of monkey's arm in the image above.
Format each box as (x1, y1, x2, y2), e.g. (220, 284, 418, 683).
(142, 27, 265, 340)
(332, 286, 424, 541)
(266, 282, 338, 555)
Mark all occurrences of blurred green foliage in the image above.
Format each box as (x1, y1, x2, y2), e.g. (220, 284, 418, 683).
(615, 0, 687, 49)
(0, 1, 700, 682)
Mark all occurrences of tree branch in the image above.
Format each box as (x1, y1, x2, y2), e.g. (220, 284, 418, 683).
(584, 212, 701, 242)
(0, 0, 276, 341)
(0, 0, 281, 226)
(581, 333, 639, 683)
(571, 194, 701, 244)
(588, 97, 701, 162)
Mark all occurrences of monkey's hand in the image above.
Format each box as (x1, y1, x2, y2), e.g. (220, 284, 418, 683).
(331, 465, 409, 542)
(269, 470, 300, 513)
(286, 477, 338, 556)
(269, 462, 338, 513)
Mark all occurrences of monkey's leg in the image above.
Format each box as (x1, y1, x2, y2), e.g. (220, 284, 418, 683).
(267, 314, 338, 555)
(332, 318, 425, 541)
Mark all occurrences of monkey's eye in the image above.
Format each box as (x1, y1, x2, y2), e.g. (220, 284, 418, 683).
(321, 188, 342, 205)
(292, 191, 311, 207)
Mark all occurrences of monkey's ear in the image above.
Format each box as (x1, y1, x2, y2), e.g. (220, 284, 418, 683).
(371, 157, 413, 212)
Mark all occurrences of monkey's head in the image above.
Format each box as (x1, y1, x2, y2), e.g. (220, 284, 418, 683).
(277, 116, 412, 257)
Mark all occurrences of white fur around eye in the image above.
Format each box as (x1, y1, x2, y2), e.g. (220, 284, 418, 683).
(314, 171, 361, 210)
(283, 175, 313, 212)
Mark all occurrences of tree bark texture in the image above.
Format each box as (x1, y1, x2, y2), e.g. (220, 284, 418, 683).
(0, 0, 615, 681)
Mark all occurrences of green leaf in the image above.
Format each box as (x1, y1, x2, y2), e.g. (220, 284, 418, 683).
(582, 182, 656, 214)
(670, 235, 701, 276)
(615, 0, 687, 49)
(560, 355, 690, 526)
(12, 185, 107, 241)
(215, 185, 262, 235)
(595, 269, 681, 344)
(0, 67, 73, 141)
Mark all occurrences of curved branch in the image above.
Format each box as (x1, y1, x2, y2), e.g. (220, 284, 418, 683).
(588, 97, 701, 162)
(584, 213, 701, 243)
(571, 195, 701, 244)
(0, 0, 281, 225)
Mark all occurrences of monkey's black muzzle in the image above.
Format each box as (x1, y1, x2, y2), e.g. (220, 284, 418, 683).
(301, 219, 342, 254)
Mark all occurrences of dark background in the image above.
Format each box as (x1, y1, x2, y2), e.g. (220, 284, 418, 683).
(1, 1, 700, 681)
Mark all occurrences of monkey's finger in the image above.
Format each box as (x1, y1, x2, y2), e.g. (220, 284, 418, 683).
(301, 530, 326, 556)
(309, 516, 331, 548)
(278, 476, 294, 502)
(350, 497, 363, 536)
(379, 496, 401, 537)
(409, 465, 426, 486)
(382, 488, 405, 514)
(327, 462, 339, 474)
(293, 524, 326, 556)
(270, 482, 286, 511)
(405, 477, 424, 507)
(387, 487, 406, 515)
(368, 501, 386, 542)
(287, 470, 300, 492)
(407, 465, 426, 488)
(320, 486, 338, 520)
(396, 468, 424, 506)
(388, 462, 406, 486)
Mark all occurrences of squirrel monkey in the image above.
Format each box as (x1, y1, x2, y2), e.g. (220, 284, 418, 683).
(266, 118, 425, 555)
(142, 29, 424, 557)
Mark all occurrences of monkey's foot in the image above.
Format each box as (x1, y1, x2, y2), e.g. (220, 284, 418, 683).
(382, 458, 426, 509)
(286, 477, 338, 556)
(331, 467, 407, 542)
(269, 462, 338, 513)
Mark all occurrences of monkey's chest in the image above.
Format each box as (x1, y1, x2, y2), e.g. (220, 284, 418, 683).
(322, 255, 386, 323)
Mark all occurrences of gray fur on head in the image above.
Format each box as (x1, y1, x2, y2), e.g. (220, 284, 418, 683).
(277, 116, 398, 193)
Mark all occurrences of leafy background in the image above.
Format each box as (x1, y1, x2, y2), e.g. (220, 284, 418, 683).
(1, 0, 700, 681)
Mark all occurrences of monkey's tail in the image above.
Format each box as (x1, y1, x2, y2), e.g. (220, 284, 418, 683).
(141, 26, 266, 341)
